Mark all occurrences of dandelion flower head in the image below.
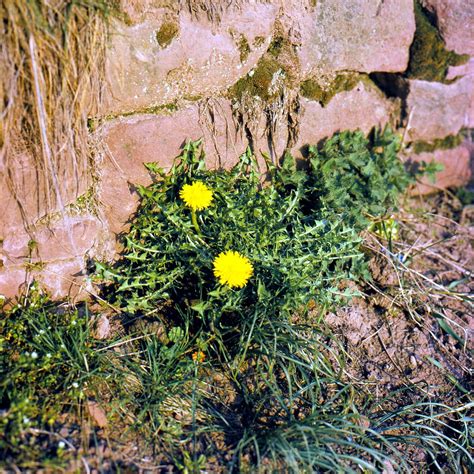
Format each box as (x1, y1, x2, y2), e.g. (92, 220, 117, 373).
(179, 181, 213, 211)
(213, 250, 253, 288)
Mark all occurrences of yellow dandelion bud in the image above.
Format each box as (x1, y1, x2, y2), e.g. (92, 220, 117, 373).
(213, 250, 253, 288)
(179, 181, 213, 211)
(192, 351, 206, 363)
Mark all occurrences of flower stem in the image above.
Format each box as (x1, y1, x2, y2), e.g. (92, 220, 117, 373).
(191, 209, 201, 235)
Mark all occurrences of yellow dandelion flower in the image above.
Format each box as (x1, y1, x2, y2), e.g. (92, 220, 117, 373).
(213, 250, 253, 288)
(192, 351, 206, 363)
(179, 181, 213, 211)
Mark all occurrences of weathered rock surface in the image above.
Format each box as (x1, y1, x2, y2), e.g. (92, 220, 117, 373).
(36, 259, 91, 300)
(0, 213, 112, 301)
(103, 0, 416, 116)
(0, 150, 90, 232)
(102, 3, 277, 115)
(295, 0, 415, 76)
(2, 216, 103, 261)
(406, 145, 471, 195)
(446, 58, 474, 128)
(293, 80, 399, 157)
(0, 146, 106, 300)
(406, 77, 473, 142)
(0, 266, 28, 300)
(422, 0, 474, 55)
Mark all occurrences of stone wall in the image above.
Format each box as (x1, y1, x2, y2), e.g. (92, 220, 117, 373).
(1, 0, 473, 300)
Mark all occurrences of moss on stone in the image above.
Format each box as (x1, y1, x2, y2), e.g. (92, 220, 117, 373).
(68, 187, 99, 215)
(90, 102, 180, 129)
(120, 102, 179, 117)
(412, 133, 464, 154)
(237, 34, 251, 63)
(300, 73, 365, 106)
(182, 94, 202, 102)
(267, 35, 287, 58)
(253, 36, 265, 48)
(230, 57, 282, 102)
(229, 31, 298, 104)
(24, 261, 46, 271)
(407, 1, 469, 83)
(156, 20, 179, 48)
(87, 117, 98, 132)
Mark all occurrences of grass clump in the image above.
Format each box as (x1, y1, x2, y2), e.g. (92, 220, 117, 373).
(407, 1, 469, 82)
(1, 0, 117, 224)
(0, 287, 105, 468)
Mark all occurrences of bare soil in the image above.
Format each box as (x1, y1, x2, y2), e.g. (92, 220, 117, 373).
(326, 193, 472, 400)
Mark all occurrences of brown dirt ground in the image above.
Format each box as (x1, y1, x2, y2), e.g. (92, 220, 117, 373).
(326, 192, 472, 399)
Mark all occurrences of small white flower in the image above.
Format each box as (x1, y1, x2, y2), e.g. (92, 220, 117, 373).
(46, 353, 52, 358)
(31, 351, 38, 359)
(58, 441, 66, 449)
(39, 329, 45, 335)
(72, 382, 79, 388)
(23, 416, 30, 424)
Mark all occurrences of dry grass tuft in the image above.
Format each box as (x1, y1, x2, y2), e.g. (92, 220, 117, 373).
(0, 1, 115, 228)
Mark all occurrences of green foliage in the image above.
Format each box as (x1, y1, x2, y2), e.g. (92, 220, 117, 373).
(96, 130, 417, 367)
(416, 160, 445, 184)
(455, 186, 474, 205)
(0, 286, 103, 466)
(0, 130, 465, 472)
(407, 1, 469, 82)
(306, 129, 412, 230)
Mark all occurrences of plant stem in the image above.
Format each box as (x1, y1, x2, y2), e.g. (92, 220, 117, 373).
(191, 363, 198, 466)
(191, 209, 201, 235)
